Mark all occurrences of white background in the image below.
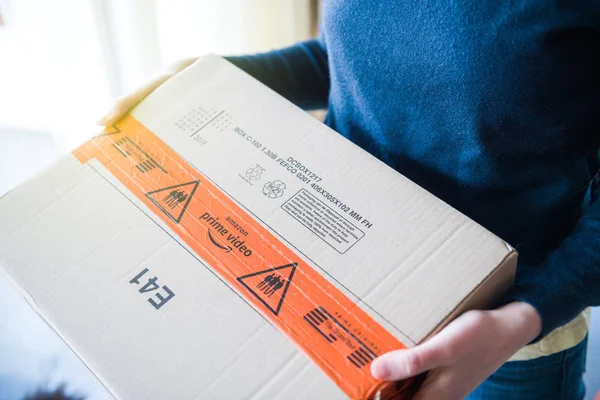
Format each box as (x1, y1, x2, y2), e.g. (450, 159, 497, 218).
(0, 1, 316, 398)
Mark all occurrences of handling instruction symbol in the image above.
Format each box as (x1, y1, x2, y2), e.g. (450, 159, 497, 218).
(146, 181, 199, 223)
(245, 165, 265, 181)
(237, 263, 297, 315)
(262, 180, 286, 199)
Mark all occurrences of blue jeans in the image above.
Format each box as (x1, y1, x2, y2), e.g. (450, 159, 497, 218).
(467, 336, 588, 400)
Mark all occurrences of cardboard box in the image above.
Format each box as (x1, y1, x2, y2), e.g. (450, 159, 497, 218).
(0, 55, 516, 399)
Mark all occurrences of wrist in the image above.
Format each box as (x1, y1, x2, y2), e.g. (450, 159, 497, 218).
(494, 301, 542, 344)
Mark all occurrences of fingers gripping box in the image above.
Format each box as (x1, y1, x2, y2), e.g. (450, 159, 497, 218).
(0, 55, 516, 399)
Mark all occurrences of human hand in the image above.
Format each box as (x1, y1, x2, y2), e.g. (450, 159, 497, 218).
(371, 302, 542, 400)
(97, 57, 198, 126)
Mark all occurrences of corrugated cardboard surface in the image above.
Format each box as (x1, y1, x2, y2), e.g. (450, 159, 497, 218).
(0, 55, 515, 399)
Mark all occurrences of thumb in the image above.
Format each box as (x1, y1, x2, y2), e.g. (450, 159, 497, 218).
(97, 73, 167, 126)
(371, 341, 452, 381)
(97, 58, 196, 126)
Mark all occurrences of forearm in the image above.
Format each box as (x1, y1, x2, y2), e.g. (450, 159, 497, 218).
(98, 38, 331, 126)
(225, 38, 330, 110)
(506, 197, 600, 339)
(491, 301, 542, 345)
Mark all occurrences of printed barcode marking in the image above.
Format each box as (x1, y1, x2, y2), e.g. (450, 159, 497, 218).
(303, 306, 377, 369)
(112, 137, 168, 174)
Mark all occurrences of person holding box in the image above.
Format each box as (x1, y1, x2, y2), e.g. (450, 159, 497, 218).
(99, 2, 599, 399)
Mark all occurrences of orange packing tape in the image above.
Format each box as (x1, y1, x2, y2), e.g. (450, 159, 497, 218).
(74, 116, 419, 400)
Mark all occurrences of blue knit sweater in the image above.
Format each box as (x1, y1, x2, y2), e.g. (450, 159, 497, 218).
(228, 0, 600, 338)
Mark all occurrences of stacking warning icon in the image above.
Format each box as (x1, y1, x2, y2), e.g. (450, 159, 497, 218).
(95, 124, 121, 137)
(237, 263, 297, 315)
(146, 181, 199, 223)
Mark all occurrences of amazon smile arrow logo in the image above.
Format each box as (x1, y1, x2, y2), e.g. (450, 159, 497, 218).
(207, 229, 232, 252)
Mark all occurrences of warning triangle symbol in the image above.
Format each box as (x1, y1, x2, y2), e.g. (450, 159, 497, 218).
(95, 124, 121, 138)
(146, 181, 199, 223)
(237, 263, 297, 316)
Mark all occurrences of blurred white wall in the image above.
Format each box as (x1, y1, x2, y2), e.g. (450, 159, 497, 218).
(154, 0, 313, 63)
(0, 0, 113, 149)
(0, 0, 315, 149)
(0, 2, 316, 398)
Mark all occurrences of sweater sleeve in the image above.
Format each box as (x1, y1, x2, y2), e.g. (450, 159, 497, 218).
(506, 177, 600, 339)
(224, 37, 330, 111)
